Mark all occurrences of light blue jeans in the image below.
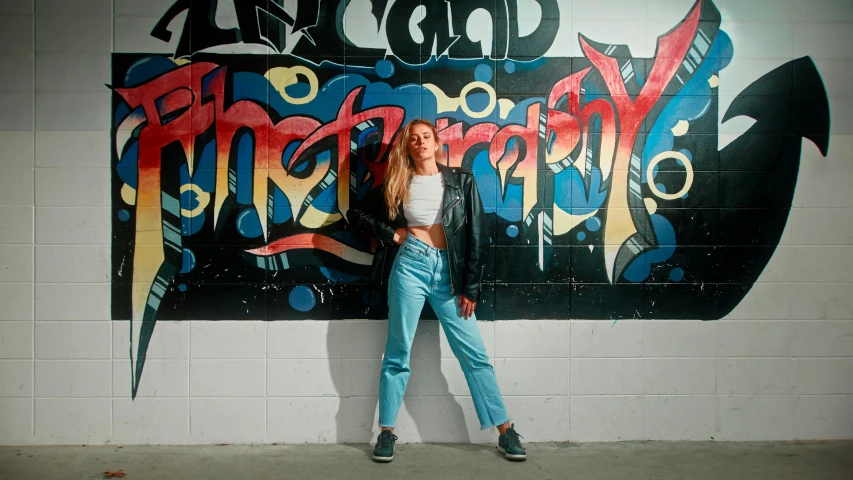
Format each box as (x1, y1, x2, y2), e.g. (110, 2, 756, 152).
(378, 234, 510, 431)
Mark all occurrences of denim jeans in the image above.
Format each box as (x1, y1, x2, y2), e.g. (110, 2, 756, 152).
(378, 234, 510, 431)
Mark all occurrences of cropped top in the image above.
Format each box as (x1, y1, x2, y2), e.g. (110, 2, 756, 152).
(404, 173, 445, 226)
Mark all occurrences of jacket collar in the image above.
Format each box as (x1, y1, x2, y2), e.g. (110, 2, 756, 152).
(437, 162, 461, 190)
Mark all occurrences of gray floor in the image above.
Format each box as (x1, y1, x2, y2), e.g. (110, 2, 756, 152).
(1, 441, 852, 480)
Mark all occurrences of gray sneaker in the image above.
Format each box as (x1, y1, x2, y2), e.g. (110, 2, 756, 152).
(497, 424, 527, 461)
(372, 430, 397, 462)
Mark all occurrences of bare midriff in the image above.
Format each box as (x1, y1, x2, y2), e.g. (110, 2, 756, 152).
(407, 224, 447, 249)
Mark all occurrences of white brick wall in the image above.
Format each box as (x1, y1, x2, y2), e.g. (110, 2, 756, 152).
(1, 0, 852, 445)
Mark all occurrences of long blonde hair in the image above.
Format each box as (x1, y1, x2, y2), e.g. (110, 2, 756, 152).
(384, 119, 444, 220)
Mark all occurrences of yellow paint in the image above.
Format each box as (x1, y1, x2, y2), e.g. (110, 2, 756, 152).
(646, 151, 694, 200)
(459, 81, 496, 118)
(265, 66, 319, 105)
(671, 119, 689, 136)
(708, 74, 719, 88)
(553, 206, 596, 236)
(497, 98, 515, 119)
(179, 183, 210, 218)
(300, 205, 342, 229)
(121, 184, 137, 206)
(644, 197, 657, 214)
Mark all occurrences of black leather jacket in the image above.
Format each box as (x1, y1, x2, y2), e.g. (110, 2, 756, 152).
(346, 163, 488, 302)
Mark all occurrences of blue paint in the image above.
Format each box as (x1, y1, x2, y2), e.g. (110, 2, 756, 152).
(178, 284, 188, 292)
(577, 231, 587, 241)
(506, 225, 519, 238)
(622, 215, 677, 282)
(272, 186, 292, 224)
(503, 61, 516, 73)
(474, 63, 493, 83)
(289, 286, 316, 312)
(236, 133, 254, 205)
(375, 59, 395, 78)
(320, 267, 361, 283)
(117, 210, 130, 222)
(116, 141, 138, 188)
(670, 267, 685, 282)
(656, 183, 667, 194)
(179, 248, 196, 274)
(585, 217, 602, 232)
(236, 209, 263, 238)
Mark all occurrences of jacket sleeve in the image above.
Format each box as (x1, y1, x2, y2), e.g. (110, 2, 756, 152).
(346, 186, 397, 245)
(463, 177, 488, 302)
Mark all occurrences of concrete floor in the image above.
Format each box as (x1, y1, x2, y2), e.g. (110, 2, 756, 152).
(1, 441, 852, 480)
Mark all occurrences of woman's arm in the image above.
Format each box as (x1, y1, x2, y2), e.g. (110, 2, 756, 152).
(346, 186, 397, 245)
(462, 177, 488, 302)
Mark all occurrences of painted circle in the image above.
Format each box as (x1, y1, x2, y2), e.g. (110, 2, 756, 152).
(236, 210, 263, 238)
(585, 217, 602, 232)
(474, 63, 493, 83)
(506, 225, 519, 238)
(117, 209, 131, 222)
(179, 183, 210, 218)
(179, 248, 196, 274)
(670, 267, 685, 282)
(270, 66, 319, 105)
(504, 61, 516, 73)
(646, 151, 694, 200)
(577, 231, 587, 242)
(178, 284, 188, 292)
(375, 59, 395, 79)
(289, 286, 316, 312)
(655, 182, 667, 194)
(459, 81, 496, 119)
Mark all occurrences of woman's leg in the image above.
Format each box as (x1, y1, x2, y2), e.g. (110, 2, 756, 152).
(427, 254, 510, 431)
(378, 243, 431, 430)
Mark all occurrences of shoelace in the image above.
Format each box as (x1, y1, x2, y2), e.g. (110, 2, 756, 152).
(505, 427, 524, 448)
(377, 431, 398, 448)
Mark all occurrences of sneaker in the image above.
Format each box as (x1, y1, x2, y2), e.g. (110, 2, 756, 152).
(372, 430, 398, 462)
(497, 424, 527, 461)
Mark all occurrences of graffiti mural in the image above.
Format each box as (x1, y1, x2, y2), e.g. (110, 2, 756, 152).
(112, 0, 830, 396)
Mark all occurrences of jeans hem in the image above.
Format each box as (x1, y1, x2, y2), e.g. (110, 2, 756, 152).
(480, 418, 511, 431)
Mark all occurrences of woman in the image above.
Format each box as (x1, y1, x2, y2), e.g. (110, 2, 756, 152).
(347, 119, 527, 462)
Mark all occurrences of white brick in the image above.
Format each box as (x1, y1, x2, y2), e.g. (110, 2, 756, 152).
(718, 396, 796, 441)
(0, 284, 33, 320)
(718, 358, 792, 395)
(569, 395, 644, 441)
(0, 131, 34, 167)
(35, 131, 110, 168)
(113, 398, 190, 444)
(35, 207, 110, 245)
(643, 359, 716, 395)
(35, 360, 110, 397)
(113, 320, 189, 359)
(573, 19, 648, 58)
(340, 397, 419, 443)
(190, 398, 265, 443)
(34, 398, 111, 443)
(0, 360, 32, 397)
(0, 53, 32, 91)
(571, 321, 643, 358)
(267, 321, 342, 359)
(114, 0, 176, 15)
(113, 16, 180, 55)
(570, 359, 644, 395)
(0, 169, 33, 207)
(36, 0, 111, 16)
(643, 320, 717, 357)
(341, 320, 387, 359)
(794, 22, 853, 60)
(413, 357, 472, 397)
(711, 0, 796, 21)
(35, 92, 111, 131)
(810, 60, 853, 98)
(0, 321, 33, 358)
(190, 321, 265, 359)
(791, 284, 853, 320)
(0, 16, 33, 53)
(267, 398, 340, 443)
(723, 283, 791, 320)
(0, 398, 32, 444)
(35, 246, 110, 283)
(35, 53, 109, 93)
(714, 22, 793, 60)
(573, 0, 644, 19)
(0, 207, 33, 243)
(0, 245, 33, 283)
(418, 396, 496, 443)
(35, 283, 110, 321)
(790, 320, 853, 357)
(790, 208, 853, 245)
(791, 358, 853, 395)
(644, 396, 717, 440)
(412, 319, 495, 359)
(0, 1, 33, 14)
(502, 396, 570, 441)
(496, 358, 568, 396)
(35, 321, 110, 359)
(829, 97, 853, 135)
(790, 247, 853, 284)
(267, 359, 340, 397)
(35, 15, 111, 53)
(718, 320, 791, 357)
(790, 395, 853, 439)
(788, 0, 853, 22)
(793, 139, 853, 208)
(0, 92, 33, 130)
(190, 359, 265, 397)
(113, 359, 188, 398)
(341, 358, 384, 397)
(494, 320, 569, 357)
(35, 168, 110, 207)
(758, 246, 792, 284)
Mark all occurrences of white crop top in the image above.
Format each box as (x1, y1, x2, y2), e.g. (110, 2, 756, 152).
(404, 173, 445, 226)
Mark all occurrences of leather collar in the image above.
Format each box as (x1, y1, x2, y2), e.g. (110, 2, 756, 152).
(437, 162, 461, 190)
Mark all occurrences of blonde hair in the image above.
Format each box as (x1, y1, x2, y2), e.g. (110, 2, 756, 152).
(383, 119, 444, 220)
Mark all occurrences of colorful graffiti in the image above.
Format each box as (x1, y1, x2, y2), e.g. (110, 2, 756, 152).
(112, 0, 830, 396)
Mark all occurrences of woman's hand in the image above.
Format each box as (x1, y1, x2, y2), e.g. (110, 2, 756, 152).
(457, 295, 477, 320)
(393, 227, 408, 245)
